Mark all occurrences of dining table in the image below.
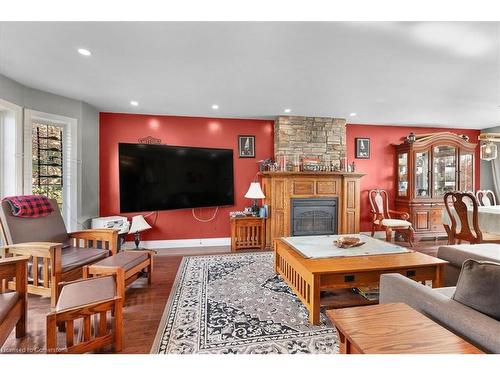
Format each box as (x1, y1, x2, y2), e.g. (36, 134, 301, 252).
(441, 204, 500, 234)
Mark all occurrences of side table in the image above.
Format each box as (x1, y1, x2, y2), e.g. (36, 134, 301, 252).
(230, 217, 266, 252)
(326, 303, 483, 354)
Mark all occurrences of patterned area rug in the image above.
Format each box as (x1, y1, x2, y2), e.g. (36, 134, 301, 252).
(151, 252, 338, 354)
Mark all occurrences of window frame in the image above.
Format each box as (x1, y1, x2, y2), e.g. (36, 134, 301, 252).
(0, 98, 23, 199)
(24, 109, 78, 231)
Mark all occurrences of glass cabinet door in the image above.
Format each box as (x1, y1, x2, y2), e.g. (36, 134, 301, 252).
(398, 153, 408, 196)
(460, 152, 474, 192)
(433, 145, 456, 197)
(414, 150, 430, 198)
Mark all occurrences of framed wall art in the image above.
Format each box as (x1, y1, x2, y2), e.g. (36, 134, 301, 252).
(238, 135, 255, 158)
(355, 137, 370, 159)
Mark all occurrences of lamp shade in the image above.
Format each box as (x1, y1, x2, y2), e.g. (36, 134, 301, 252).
(128, 215, 152, 234)
(244, 182, 265, 199)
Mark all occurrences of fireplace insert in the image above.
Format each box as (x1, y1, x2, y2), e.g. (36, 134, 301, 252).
(291, 198, 338, 236)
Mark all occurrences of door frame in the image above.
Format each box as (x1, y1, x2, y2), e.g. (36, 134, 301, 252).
(0, 98, 24, 198)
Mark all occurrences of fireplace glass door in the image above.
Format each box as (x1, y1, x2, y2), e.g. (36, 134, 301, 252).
(291, 198, 338, 236)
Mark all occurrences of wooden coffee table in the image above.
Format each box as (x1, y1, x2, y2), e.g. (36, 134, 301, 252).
(326, 303, 483, 354)
(274, 236, 448, 325)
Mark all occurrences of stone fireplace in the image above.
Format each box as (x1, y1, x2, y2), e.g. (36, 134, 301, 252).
(260, 116, 361, 248)
(274, 116, 347, 164)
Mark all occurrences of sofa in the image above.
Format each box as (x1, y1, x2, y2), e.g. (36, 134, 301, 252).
(437, 244, 500, 286)
(380, 273, 500, 353)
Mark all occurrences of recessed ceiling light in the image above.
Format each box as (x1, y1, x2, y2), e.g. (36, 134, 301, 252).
(130, 101, 139, 106)
(77, 48, 91, 56)
(212, 104, 219, 110)
(349, 112, 357, 117)
(284, 108, 291, 113)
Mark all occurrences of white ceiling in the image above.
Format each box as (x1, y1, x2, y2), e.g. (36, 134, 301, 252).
(0, 22, 499, 129)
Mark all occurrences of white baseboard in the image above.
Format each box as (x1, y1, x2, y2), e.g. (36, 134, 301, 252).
(123, 237, 231, 250)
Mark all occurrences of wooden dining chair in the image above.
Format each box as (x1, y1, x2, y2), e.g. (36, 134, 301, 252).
(476, 190, 497, 206)
(369, 189, 415, 246)
(443, 191, 500, 245)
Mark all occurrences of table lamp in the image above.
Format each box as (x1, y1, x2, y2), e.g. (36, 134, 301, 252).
(129, 215, 152, 249)
(245, 182, 265, 216)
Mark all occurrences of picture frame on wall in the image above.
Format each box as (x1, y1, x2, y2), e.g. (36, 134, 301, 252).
(355, 137, 370, 159)
(238, 135, 255, 158)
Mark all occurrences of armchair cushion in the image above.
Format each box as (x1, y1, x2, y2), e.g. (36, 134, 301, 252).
(55, 276, 116, 312)
(89, 251, 148, 272)
(0, 292, 19, 323)
(0, 199, 69, 245)
(25, 247, 109, 283)
(374, 219, 412, 228)
(61, 247, 109, 273)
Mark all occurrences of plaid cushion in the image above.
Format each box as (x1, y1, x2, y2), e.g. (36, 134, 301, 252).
(3, 195, 54, 218)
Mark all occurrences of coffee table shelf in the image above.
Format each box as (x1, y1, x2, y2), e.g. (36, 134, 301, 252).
(320, 288, 378, 309)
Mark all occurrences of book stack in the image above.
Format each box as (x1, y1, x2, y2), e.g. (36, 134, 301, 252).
(354, 286, 380, 301)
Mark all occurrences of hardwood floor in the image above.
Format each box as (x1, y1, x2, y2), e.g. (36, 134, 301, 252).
(1, 240, 444, 354)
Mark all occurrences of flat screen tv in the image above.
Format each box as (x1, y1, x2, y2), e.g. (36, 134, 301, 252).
(119, 143, 234, 213)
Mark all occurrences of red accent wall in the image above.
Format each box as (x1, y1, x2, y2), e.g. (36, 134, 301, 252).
(99, 113, 274, 241)
(99, 115, 480, 240)
(346, 124, 481, 232)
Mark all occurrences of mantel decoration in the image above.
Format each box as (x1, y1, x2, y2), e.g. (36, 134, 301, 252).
(238, 135, 255, 158)
(257, 157, 274, 171)
(138, 136, 162, 144)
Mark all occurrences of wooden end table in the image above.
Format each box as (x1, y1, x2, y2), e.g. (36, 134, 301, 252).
(230, 217, 266, 252)
(326, 303, 483, 354)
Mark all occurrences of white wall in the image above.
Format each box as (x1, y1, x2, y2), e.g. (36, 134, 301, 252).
(0, 73, 100, 227)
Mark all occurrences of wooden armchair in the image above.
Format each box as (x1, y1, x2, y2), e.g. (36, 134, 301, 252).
(46, 275, 123, 353)
(0, 256, 29, 348)
(444, 191, 500, 245)
(0, 199, 118, 307)
(476, 190, 497, 206)
(369, 189, 415, 246)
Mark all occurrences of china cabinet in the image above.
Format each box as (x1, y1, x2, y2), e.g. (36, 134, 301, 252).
(394, 133, 476, 240)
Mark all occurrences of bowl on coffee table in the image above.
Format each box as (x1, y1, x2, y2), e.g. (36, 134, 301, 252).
(333, 236, 366, 249)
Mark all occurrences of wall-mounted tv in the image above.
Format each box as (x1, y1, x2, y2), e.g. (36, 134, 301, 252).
(119, 143, 234, 213)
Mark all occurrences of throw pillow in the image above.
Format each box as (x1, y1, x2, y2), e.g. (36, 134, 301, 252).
(453, 259, 500, 320)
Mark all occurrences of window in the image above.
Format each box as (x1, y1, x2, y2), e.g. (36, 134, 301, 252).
(32, 121, 64, 209)
(24, 110, 78, 231)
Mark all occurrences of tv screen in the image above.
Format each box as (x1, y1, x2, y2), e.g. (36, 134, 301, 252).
(119, 143, 234, 213)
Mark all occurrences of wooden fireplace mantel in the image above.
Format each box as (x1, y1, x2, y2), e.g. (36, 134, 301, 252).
(259, 171, 365, 249)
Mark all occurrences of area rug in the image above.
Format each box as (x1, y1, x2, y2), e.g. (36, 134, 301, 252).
(151, 252, 338, 354)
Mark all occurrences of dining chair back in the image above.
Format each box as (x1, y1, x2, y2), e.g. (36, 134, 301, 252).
(476, 190, 497, 206)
